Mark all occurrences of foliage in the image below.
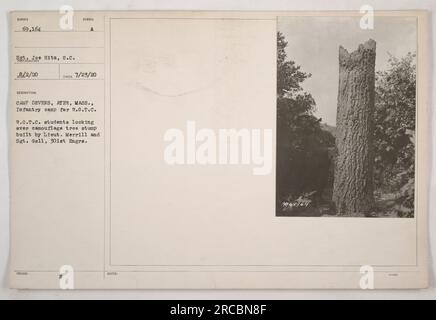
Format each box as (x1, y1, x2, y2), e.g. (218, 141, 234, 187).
(373, 53, 416, 217)
(276, 32, 335, 212)
(277, 32, 313, 99)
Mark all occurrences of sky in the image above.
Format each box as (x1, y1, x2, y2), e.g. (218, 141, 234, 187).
(278, 16, 417, 126)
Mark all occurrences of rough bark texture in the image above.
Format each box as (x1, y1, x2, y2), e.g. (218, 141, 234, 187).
(333, 39, 376, 216)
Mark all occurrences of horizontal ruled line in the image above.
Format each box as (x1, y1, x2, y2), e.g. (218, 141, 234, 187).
(14, 30, 104, 33)
(14, 46, 104, 49)
(14, 62, 104, 65)
(14, 78, 104, 81)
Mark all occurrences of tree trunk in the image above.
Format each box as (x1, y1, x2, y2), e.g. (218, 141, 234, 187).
(333, 39, 376, 216)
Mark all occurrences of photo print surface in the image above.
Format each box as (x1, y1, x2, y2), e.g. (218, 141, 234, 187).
(276, 16, 417, 218)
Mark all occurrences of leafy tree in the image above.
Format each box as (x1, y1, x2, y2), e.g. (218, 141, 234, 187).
(373, 52, 416, 217)
(277, 32, 313, 99)
(276, 32, 335, 213)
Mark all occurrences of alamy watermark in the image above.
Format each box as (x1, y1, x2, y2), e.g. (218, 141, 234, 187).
(163, 121, 273, 175)
(360, 5, 374, 30)
(359, 265, 375, 289)
(59, 5, 74, 30)
(59, 265, 74, 289)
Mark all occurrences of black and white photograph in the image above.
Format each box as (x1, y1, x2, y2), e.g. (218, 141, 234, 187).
(0, 0, 434, 300)
(276, 16, 417, 218)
